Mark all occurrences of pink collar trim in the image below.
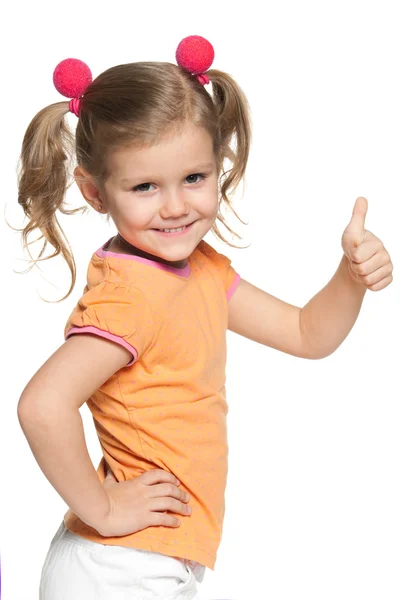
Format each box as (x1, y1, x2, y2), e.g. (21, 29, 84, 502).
(95, 237, 191, 278)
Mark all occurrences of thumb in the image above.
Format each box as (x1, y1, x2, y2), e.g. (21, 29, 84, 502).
(344, 197, 368, 245)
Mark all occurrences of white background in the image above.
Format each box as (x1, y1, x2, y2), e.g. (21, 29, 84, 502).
(1, 1, 399, 598)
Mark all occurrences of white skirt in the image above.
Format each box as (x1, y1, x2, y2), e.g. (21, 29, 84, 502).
(39, 521, 206, 600)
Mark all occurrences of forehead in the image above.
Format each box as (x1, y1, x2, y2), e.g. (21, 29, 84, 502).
(107, 124, 215, 181)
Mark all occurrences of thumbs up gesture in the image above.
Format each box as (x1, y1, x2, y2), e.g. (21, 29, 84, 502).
(341, 197, 393, 291)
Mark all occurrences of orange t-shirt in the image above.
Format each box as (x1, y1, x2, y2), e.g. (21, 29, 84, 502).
(63, 237, 240, 569)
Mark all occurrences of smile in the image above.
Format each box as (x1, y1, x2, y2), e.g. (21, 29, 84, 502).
(152, 222, 195, 237)
(159, 226, 186, 233)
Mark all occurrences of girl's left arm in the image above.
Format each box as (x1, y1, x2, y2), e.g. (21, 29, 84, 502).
(228, 197, 393, 360)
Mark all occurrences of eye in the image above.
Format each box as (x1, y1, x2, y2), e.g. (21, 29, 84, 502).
(132, 173, 206, 194)
(133, 182, 154, 194)
(186, 173, 206, 184)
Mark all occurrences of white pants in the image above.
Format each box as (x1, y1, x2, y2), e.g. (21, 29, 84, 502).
(39, 521, 206, 599)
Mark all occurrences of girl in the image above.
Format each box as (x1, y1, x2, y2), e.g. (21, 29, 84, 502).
(16, 35, 393, 600)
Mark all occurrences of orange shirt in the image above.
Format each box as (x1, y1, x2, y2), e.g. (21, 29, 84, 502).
(63, 237, 240, 569)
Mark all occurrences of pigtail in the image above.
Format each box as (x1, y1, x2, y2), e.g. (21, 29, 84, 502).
(207, 69, 252, 247)
(16, 102, 85, 302)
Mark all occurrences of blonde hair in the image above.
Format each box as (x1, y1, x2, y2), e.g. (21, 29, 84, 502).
(15, 61, 252, 301)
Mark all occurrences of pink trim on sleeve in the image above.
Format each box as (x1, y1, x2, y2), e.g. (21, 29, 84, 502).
(65, 326, 138, 367)
(227, 274, 241, 301)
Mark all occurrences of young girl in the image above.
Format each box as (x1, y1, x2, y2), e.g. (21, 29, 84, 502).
(16, 35, 393, 600)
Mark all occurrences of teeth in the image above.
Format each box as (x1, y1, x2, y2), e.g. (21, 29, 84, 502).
(159, 226, 186, 233)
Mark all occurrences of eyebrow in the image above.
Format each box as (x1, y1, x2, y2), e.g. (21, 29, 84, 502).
(120, 163, 215, 184)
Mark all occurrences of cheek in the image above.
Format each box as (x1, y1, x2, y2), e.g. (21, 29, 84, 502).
(203, 196, 219, 219)
(117, 203, 152, 227)
(197, 186, 219, 217)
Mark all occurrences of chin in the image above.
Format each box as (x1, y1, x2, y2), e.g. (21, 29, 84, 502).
(159, 252, 190, 262)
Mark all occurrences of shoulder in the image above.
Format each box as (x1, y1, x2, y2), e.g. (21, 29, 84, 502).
(196, 239, 232, 267)
(83, 246, 153, 304)
(77, 279, 150, 308)
(195, 240, 240, 298)
(67, 272, 155, 332)
(65, 279, 156, 360)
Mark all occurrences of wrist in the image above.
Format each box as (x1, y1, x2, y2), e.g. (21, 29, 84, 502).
(82, 488, 112, 534)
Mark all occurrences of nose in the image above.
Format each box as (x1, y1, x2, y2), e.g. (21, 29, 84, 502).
(159, 188, 189, 219)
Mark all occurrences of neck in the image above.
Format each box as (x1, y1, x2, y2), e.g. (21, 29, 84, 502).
(114, 234, 188, 269)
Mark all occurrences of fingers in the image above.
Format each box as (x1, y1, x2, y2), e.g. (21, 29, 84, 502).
(146, 482, 190, 503)
(140, 469, 180, 487)
(149, 496, 192, 517)
(150, 512, 181, 528)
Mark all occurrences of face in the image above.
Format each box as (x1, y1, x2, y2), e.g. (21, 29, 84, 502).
(96, 123, 219, 268)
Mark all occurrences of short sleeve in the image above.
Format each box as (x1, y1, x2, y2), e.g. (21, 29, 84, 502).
(64, 281, 155, 367)
(200, 241, 241, 301)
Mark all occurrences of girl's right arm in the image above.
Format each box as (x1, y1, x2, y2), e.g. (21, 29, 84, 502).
(18, 334, 191, 537)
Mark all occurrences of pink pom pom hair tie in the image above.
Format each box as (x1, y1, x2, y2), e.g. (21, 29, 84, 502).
(68, 97, 81, 117)
(52, 37, 213, 119)
(53, 58, 92, 117)
(175, 35, 214, 85)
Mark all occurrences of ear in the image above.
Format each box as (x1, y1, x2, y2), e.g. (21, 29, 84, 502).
(74, 166, 107, 213)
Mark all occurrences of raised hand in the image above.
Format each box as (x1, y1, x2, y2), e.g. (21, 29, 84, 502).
(341, 196, 393, 291)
